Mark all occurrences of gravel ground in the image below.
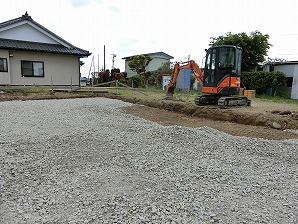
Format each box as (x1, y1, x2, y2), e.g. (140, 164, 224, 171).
(0, 97, 297, 223)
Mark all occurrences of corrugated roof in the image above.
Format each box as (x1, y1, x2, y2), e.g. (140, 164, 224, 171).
(0, 12, 90, 56)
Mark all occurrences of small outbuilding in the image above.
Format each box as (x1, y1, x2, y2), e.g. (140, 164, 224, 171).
(262, 61, 298, 99)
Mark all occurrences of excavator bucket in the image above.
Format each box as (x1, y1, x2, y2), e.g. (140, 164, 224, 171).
(165, 86, 174, 99)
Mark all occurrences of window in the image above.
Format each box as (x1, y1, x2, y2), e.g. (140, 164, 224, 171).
(0, 58, 8, 72)
(21, 61, 44, 77)
(204, 49, 216, 86)
(218, 48, 235, 69)
(286, 77, 293, 87)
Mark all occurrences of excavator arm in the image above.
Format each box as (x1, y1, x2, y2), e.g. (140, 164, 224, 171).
(166, 60, 204, 98)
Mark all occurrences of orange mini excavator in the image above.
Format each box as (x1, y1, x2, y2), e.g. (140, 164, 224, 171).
(166, 45, 250, 107)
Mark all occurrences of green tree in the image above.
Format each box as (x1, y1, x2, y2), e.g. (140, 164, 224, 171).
(128, 55, 152, 85)
(157, 61, 174, 75)
(210, 31, 271, 71)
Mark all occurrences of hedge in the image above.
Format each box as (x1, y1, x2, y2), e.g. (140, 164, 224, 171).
(241, 71, 287, 94)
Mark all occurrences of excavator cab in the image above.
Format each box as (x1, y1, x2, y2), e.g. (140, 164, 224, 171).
(203, 45, 242, 95)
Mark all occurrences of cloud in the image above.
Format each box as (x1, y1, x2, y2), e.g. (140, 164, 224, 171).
(108, 6, 122, 13)
(66, 0, 102, 8)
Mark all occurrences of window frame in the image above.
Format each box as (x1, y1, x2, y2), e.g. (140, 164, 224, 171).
(0, 58, 8, 72)
(21, 60, 45, 77)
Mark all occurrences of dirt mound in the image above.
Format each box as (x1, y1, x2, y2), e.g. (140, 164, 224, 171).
(0, 91, 90, 101)
(108, 95, 298, 130)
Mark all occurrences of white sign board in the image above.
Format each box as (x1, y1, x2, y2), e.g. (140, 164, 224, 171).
(162, 76, 171, 91)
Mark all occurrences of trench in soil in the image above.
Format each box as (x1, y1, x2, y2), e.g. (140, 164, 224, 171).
(108, 95, 298, 130)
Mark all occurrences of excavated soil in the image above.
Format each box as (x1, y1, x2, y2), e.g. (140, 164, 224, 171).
(0, 91, 298, 140)
(122, 105, 298, 140)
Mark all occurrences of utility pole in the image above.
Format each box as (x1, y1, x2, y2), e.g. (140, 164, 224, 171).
(111, 54, 117, 69)
(103, 45, 106, 71)
(98, 54, 99, 72)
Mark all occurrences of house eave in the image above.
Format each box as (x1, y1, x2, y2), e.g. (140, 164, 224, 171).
(0, 38, 91, 57)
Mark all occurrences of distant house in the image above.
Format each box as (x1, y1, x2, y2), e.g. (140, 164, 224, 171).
(0, 12, 90, 89)
(262, 61, 298, 99)
(122, 52, 174, 77)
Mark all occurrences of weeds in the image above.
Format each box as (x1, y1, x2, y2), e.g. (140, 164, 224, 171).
(256, 94, 298, 104)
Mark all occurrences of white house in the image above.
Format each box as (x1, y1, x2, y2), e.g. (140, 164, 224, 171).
(122, 52, 174, 77)
(262, 61, 298, 99)
(0, 12, 90, 89)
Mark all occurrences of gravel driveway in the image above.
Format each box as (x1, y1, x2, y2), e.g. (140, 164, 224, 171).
(0, 97, 297, 223)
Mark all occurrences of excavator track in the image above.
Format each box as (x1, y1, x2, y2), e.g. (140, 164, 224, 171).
(217, 96, 251, 108)
(195, 94, 251, 108)
(195, 94, 220, 105)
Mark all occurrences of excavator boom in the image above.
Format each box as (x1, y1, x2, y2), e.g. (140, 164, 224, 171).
(166, 60, 203, 98)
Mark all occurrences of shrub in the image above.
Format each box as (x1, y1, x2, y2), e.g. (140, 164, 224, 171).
(241, 71, 287, 94)
(128, 75, 143, 88)
(147, 74, 158, 86)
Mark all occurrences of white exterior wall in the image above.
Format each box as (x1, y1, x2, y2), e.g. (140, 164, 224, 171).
(274, 64, 295, 77)
(0, 23, 60, 44)
(8, 51, 80, 86)
(124, 61, 137, 77)
(147, 58, 168, 72)
(0, 49, 11, 85)
(273, 64, 298, 99)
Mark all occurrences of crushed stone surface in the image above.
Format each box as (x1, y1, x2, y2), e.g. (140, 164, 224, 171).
(0, 97, 297, 223)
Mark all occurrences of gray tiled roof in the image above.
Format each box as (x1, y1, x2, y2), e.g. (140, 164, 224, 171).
(0, 17, 24, 29)
(0, 12, 90, 56)
(0, 38, 90, 56)
(122, 52, 174, 60)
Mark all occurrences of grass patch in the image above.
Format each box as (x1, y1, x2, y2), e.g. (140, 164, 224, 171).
(0, 85, 15, 93)
(256, 94, 298, 104)
(108, 87, 298, 105)
(107, 87, 197, 102)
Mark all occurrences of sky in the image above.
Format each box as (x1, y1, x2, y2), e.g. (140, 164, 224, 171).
(1, 0, 298, 77)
